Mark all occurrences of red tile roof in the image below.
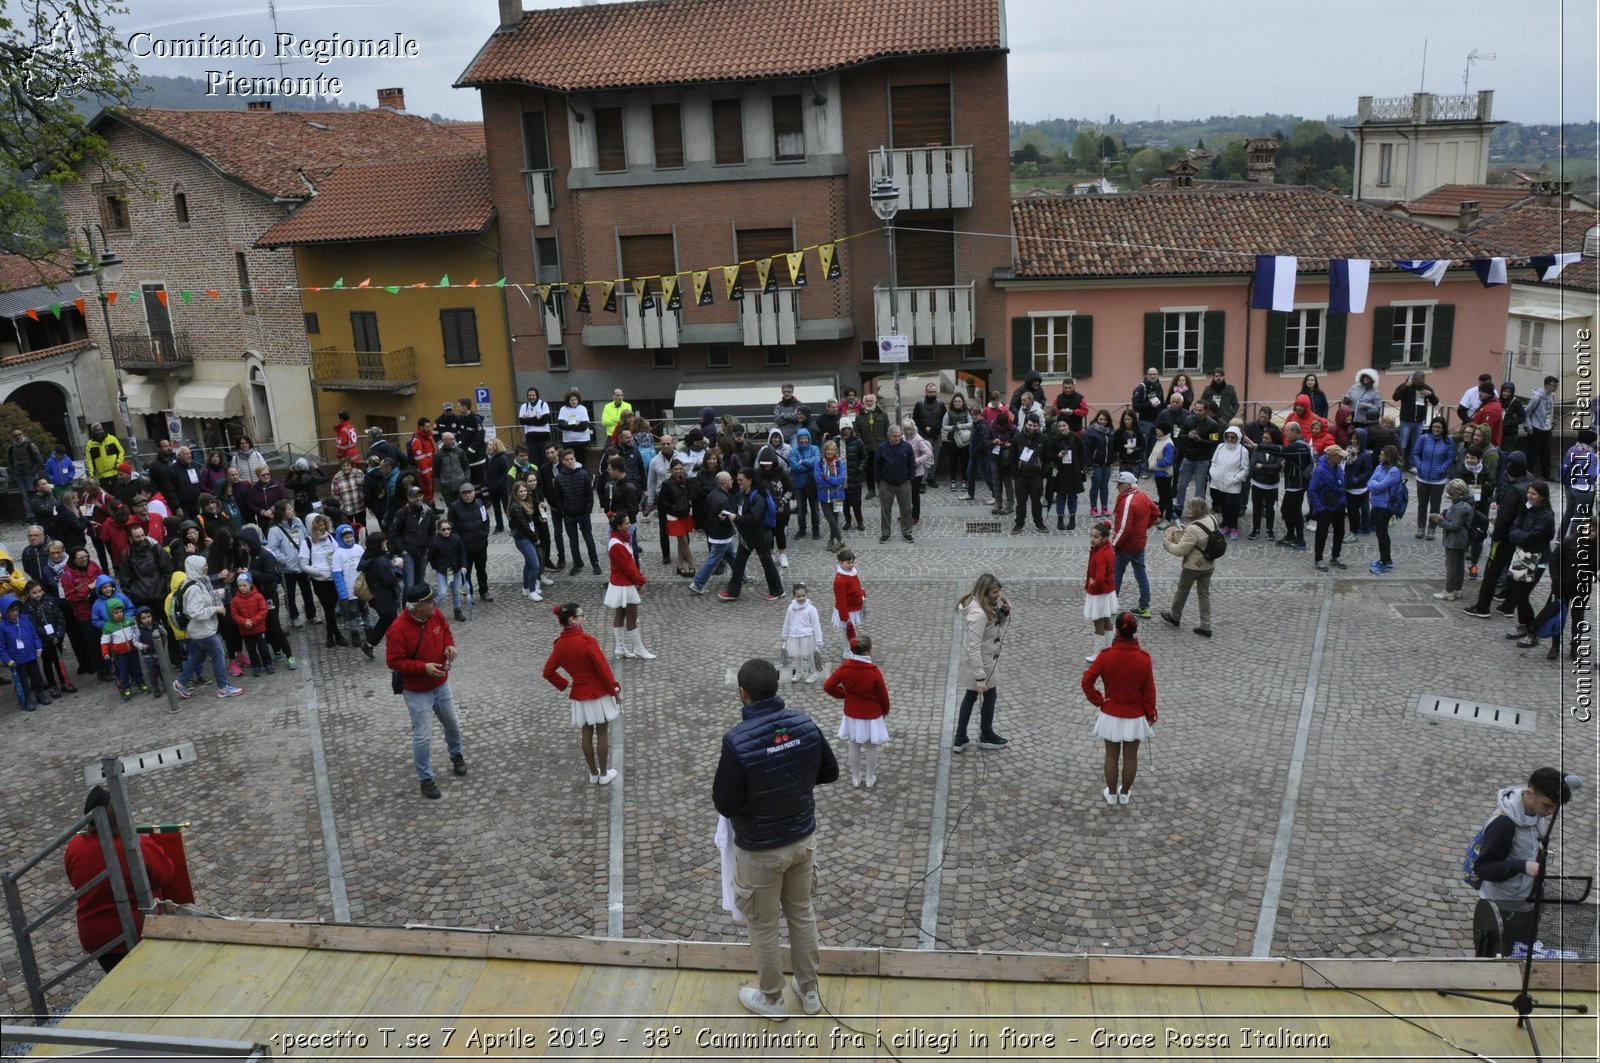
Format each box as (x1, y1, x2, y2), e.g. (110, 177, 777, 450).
(103, 108, 482, 200)
(0, 253, 72, 294)
(443, 122, 486, 148)
(1470, 200, 1599, 292)
(256, 155, 494, 247)
(1010, 186, 1497, 279)
(458, 0, 1004, 91)
(1395, 183, 1533, 217)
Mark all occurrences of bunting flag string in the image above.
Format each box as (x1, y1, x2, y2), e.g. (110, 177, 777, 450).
(662, 274, 682, 312)
(692, 270, 712, 307)
(1470, 258, 1507, 288)
(575, 284, 591, 314)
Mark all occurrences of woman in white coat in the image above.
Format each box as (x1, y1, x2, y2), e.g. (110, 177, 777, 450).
(1207, 425, 1250, 538)
(953, 573, 1009, 753)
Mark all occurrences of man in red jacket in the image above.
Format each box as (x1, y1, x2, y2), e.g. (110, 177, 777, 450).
(384, 583, 466, 799)
(1471, 384, 1505, 447)
(64, 785, 177, 971)
(334, 410, 359, 461)
(1108, 472, 1158, 617)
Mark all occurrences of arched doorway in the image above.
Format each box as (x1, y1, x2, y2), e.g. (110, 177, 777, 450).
(3, 380, 74, 453)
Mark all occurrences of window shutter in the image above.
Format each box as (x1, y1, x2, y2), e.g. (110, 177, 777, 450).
(1201, 310, 1225, 372)
(1011, 317, 1032, 379)
(1070, 315, 1094, 379)
(1370, 306, 1395, 369)
(441, 310, 459, 363)
(594, 107, 625, 172)
(1429, 304, 1455, 368)
(458, 309, 479, 361)
(1264, 310, 1287, 372)
(711, 99, 744, 164)
(1144, 312, 1163, 367)
(1323, 312, 1347, 372)
(651, 104, 684, 168)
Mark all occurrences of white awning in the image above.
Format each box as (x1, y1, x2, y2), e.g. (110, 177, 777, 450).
(169, 381, 243, 420)
(122, 377, 167, 415)
(671, 376, 838, 415)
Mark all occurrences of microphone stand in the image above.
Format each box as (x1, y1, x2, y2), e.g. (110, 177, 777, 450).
(1437, 796, 1590, 1062)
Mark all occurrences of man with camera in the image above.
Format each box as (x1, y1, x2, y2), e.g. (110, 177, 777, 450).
(385, 583, 467, 800)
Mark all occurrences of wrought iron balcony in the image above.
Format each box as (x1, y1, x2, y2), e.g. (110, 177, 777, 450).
(868, 146, 974, 211)
(311, 346, 418, 393)
(111, 332, 195, 370)
(873, 282, 975, 346)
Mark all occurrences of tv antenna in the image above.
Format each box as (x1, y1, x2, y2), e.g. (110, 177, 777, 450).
(1463, 49, 1496, 94)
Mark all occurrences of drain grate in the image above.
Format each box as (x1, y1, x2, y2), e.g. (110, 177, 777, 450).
(1416, 695, 1536, 733)
(1393, 604, 1445, 619)
(966, 521, 1003, 534)
(83, 742, 198, 787)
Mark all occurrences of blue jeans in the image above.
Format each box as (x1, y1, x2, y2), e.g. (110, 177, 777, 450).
(434, 569, 463, 611)
(1053, 490, 1078, 517)
(965, 452, 995, 499)
(401, 552, 421, 588)
(178, 633, 229, 689)
(402, 679, 462, 782)
(955, 686, 999, 744)
(1114, 548, 1150, 609)
(1397, 421, 1421, 466)
(513, 536, 542, 593)
(691, 539, 733, 590)
(1175, 458, 1210, 516)
(1563, 488, 1593, 540)
(111, 652, 143, 690)
(1089, 466, 1112, 511)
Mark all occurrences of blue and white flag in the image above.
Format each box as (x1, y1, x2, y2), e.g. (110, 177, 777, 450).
(1252, 255, 1297, 311)
(1530, 252, 1582, 282)
(1393, 259, 1450, 285)
(1469, 258, 1507, 287)
(1328, 258, 1370, 314)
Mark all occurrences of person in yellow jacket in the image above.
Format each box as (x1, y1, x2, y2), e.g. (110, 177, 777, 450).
(85, 423, 126, 487)
(600, 388, 633, 444)
(0, 546, 29, 597)
(161, 568, 190, 672)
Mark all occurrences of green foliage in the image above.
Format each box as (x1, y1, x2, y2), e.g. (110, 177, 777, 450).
(1072, 130, 1098, 168)
(0, 403, 59, 456)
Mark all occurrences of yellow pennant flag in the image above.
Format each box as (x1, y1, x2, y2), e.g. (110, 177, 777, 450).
(785, 250, 808, 288)
(819, 242, 841, 280)
(535, 284, 552, 311)
(600, 281, 617, 313)
(722, 264, 744, 302)
(631, 277, 648, 310)
(693, 270, 712, 306)
(662, 274, 682, 311)
(755, 257, 774, 294)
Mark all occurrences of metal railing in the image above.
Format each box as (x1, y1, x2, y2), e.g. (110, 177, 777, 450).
(740, 287, 799, 347)
(873, 282, 975, 346)
(868, 145, 974, 211)
(111, 332, 195, 369)
(522, 168, 555, 226)
(310, 346, 419, 392)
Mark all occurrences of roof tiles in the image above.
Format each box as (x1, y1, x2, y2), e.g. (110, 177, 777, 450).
(256, 155, 494, 247)
(1470, 199, 1599, 292)
(1398, 183, 1533, 217)
(1011, 186, 1497, 279)
(458, 0, 1004, 91)
(0, 253, 71, 294)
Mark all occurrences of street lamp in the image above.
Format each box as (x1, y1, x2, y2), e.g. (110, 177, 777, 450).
(72, 224, 140, 468)
(869, 146, 904, 425)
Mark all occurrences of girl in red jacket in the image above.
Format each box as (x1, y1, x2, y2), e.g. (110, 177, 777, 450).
(542, 602, 621, 785)
(823, 634, 890, 789)
(603, 513, 654, 661)
(227, 573, 272, 676)
(1083, 521, 1118, 663)
(1081, 612, 1157, 805)
(831, 548, 865, 653)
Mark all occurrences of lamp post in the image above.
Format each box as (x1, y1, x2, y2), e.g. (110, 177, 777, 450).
(72, 224, 140, 468)
(869, 147, 904, 426)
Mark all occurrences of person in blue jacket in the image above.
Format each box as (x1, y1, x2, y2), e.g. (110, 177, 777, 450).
(1, 592, 51, 710)
(1309, 445, 1348, 572)
(787, 428, 821, 541)
(88, 574, 134, 632)
(1366, 445, 1403, 574)
(813, 440, 847, 552)
(1411, 417, 1456, 541)
(45, 445, 76, 494)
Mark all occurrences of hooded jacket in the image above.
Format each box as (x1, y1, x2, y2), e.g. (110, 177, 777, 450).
(1284, 393, 1318, 447)
(1207, 429, 1250, 494)
(1085, 538, 1115, 595)
(177, 556, 223, 639)
(229, 578, 269, 633)
(814, 453, 846, 504)
(89, 575, 135, 630)
(1412, 430, 1457, 484)
(1344, 371, 1382, 425)
(0, 594, 43, 665)
(118, 537, 172, 605)
(1342, 433, 1375, 492)
(823, 655, 890, 720)
(331, 525, 362, 600)
(266, 516, 308, 573)
(1367, 462, 1403, 511)
(1308, 456, 1346, 516)
(98, 601, 138, 658)
(1475, 785, 1551, 902)
(787, 431, 820, 487)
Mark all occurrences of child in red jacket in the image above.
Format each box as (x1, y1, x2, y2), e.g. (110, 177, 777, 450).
(604, 513, 655, 662)
(228, 573, 273, 677)
(831, 548, 865, 654)
(823, 634, 890, 789)
(1083, 521, 1119, 662)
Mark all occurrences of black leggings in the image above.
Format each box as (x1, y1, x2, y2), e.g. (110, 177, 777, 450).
(1250, 486, 1278, 533)
(1281, 490, 1305, 543)
(1212, 489, 1241, 530)
(284, 572, 318, 622)
(1372, 506, 1392, 564)
(1314, 509, 1345, 561)
(311, 579, 341, 642)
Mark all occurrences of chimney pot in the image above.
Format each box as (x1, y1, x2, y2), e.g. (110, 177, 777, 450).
(498, 0, 523, 29)
(377, 87, 405, 111)
(1458, 200, 1480, 230)
(247, 100, 272, 111)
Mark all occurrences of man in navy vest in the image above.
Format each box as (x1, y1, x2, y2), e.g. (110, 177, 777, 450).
(713, 657, 839, 1021)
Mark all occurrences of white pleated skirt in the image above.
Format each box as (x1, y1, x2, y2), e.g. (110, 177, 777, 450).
(603, 583, 641, 608)
(1092, 712, 1153, 743)
(837, 715, 890, 745)
(1083, 591, 1119, 621)
(571, 695, 621, 728)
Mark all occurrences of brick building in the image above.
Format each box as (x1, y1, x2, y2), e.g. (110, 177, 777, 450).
(456, 0, 1011, 425)
(60, 104, 482, 453)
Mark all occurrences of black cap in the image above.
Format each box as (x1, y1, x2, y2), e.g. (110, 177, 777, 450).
(84, 785, 111, 815)
(404, 582, 435, 605)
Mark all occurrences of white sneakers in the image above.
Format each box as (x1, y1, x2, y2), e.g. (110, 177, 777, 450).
(1119, 788, 1131, 805)
(737, 980, 822, 1021)
(1103, 787, 1118, 805)
(790, 976, 823, 1016)
(778, 552, 790, 568)
(596, 768, 618, 785)
(851, 773, 863, 788)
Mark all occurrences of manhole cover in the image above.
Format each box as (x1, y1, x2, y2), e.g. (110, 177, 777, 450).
(1394, 604, 1444, 618)
(966, 521, 1003, 534)
(1416, 694, 1536, 733)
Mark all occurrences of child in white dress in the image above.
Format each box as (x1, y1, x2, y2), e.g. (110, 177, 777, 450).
(780, 582, 824, 683)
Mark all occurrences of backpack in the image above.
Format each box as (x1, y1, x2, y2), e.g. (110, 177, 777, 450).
(1390, 476, 1410, 521)
(169, 580, 198, 631)
(1200, 519, 1228, 562)
(760, 489, 778, 530)
(1461, 811, 1508, 890)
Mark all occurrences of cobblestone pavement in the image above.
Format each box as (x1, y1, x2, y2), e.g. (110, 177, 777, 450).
(2, 489, 1593, 1014)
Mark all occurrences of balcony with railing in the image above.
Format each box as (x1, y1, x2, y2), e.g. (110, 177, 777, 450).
(111, 332, 195, 370)
(620, 294, 680, 350)
(523, 169, 556, 226)
(311, 346, 418, 393)
(739, 288, 799, 347)
(868, 146, 973, 211)
(873, 282, 975, 346)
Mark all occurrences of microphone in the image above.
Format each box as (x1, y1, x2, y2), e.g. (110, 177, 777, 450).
(1565, 774, 1584, 791)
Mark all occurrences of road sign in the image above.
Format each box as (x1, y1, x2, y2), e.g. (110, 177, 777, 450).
(474, 386, 491, 406)
(475, 386, 496, 441)
(878, 334, 909, 364)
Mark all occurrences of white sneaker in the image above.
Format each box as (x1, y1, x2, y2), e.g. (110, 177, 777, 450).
(804, 674, 816, 684)
(790, 976, 822, 1016)
(852, 773, 863, 788)
(541, 574, 555, 586)
(588, 772, 600, 785)
(597, 768, 618, 785)
(1118, 789, 1131, 805)
(738, 986, 789, 1021)
(530, 590, 543, 602)
(779, 552, 790, 568)
(790, 669, 799, 683)
(1103, 787, 1118, 805)
(865, 775, 877, 789)
(521, 588, 532, 599)
(1085, 653, 1098, 663)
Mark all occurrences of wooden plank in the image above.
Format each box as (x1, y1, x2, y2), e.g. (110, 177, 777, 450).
(560, 965, 679, 1058)
(1086, 981, 1157, 1058)
(1138, 984, 1221, 1060)
(353, 954, 483, 1060)
(486, 934, 678, 968)
(146, 943, 310, 1043)
(246, 946, 399, 1058)
(308, 923, 490, 959)
(143, 915, 313, 948)
(1089, 954, 1299, 987)
(32, 941, 225, 1055)
(878, 948, 1086, 983)
(980, 979, 1086, 1060)
(1300, 957, 1522, 991)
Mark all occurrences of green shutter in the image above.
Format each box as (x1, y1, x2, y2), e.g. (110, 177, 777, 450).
(1144, 312, 1163, 368)
(1201, 309, 1225, 372)
(1070, 315, 1093, 379)
(1323, 311, 1347, 372)
(1011, 316, 1033, 379)
(1264, 310, 1287, 373)
(1370, 305, 1395, 370)
(1430, 304, 1455, 368)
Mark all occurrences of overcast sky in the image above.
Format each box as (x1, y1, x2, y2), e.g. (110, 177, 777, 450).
(116, 0, 1599, 125)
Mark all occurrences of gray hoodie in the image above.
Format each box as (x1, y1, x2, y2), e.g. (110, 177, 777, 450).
(1344, 371, 1382, 425)
(1476, 785, 1549, 902)
(178, 555, 224, 640)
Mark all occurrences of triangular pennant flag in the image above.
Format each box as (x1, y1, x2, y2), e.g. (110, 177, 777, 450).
(819, 242, 841, 280)
(74, 298, 86, 316)
(662, 274, 682, 312)
(630, 276, 647, 310)
(25, 308, 38, 321)
(179, 290, 192, 304)
(127, 290, 139, 303)
(693, 270, 712, 307)
(756, 257, 776, 294)
(1251, 255, 1297, 311)
(536, 285, 554, 312)
(601, 281, 618, 313)
(1393, 259, 1449, 285)
(642, 279, 657, 312)
(723, 264, 744, 302)
(467, 279, 479, 288)
(785, 250, 808, 288)
(385, 286, 400, 294)
(438, 274, 450, 287)
(354, 277, 369, 288)
(575, 284, 592, 314)
(331, 277, 345, 289)
(492, 277, 506, 288)
(1530, 252, 1581, 282)
(204, 289, 219, 299)
(48, 303, 61, 319)
(106, 291, 118, 306)
(155, 290, 168, 306)
(1469, 258, 1507, 287)
(1328, 259, 1370, 314)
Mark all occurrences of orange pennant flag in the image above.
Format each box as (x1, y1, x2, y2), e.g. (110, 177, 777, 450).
(74, 298, 86, 316)
(25, 309, 39, 321)
(467, 278, 479, 288)
(156, 290, 169, 306)
(356, 278, 371, 288)
(106, 291, 119, 307)
(205, 289, 220, 299)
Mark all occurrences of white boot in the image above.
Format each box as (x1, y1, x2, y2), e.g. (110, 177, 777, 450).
(628, 628, 657, 660)
(613, 626, 635, 659)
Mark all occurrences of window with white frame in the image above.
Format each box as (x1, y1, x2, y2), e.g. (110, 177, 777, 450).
(1516, 319, 1545, 368)
(1283, 307, 1323, 369)
(1163, 310, 1202, 372)
(1031, 314, 1073, 375)
(1390, 304, 1431, 365)
(1377, 143, 1393, 187)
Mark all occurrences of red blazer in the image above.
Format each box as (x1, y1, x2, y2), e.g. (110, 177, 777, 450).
(543, 625, 619, 700)
(832, 570, 864, 620)
(1081, 637, 1157, 722)
(1085, 541, 1115, 595)
(229, 587, 269, 632)
(64, 832, 176, 956)
(607, 533, 645, 588)
(822, 657, 890, 720)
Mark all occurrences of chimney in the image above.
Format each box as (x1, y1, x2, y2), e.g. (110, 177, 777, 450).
(498, 0, 523, 29)
(247, 100, 272, 112)
(1246, 136, 1279, 185)
(1457, 200, 1480, 231)
(377, 87, 405, 111)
